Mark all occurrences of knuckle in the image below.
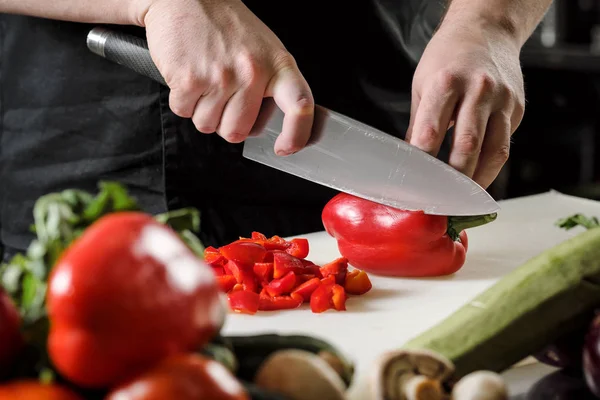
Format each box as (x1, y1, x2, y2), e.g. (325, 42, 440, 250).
(212, 67, 234, 92)
(416, 123, 441, 147)
(436, 70, 461, 92)
(455, 132, 482, 155)
(473, 72, 496, 93)
(271, 50, 297, 72)
(494, 144, 510, 164)
(236, 52, 263, 85)
(171, 69, 202, 93)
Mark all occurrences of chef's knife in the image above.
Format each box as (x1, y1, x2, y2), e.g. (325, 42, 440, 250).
(86, 27, 500, 216)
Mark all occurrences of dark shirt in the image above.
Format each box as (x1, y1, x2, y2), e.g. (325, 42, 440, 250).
(0, 1, 444, 260)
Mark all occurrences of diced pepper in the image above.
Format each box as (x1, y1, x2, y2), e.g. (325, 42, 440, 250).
(320, 257, 348, 285)
(204, 246, 225, 267)
(219, 241, 267, 265)
(228, 290, 260, 315)
(331, 284, 347, 311)
(310, 283, 334, 314)
(291, 277, 321, 302)
(258, 292, 303, 311)
(344, 269, 372, 295)
(273, 252, 305, 279)
(216, 275, 237, 293)
(251, 232, 268, 241)
(253, 262, 274, 283)
(297, 274, 317, 284)
(265, 271, 297, 297)
(285, 238, 309, 258)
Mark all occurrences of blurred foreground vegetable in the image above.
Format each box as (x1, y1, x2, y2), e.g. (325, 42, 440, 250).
(321, 192, 496, 277)
(46, 212, 225, 388)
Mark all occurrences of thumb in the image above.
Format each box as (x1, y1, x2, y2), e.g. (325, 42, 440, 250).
(265, 65, 315, 156)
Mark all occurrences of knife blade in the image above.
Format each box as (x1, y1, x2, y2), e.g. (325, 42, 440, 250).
(86, 26, 500, 216)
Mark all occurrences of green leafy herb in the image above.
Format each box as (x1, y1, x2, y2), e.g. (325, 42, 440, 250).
(556, 214, 600, 231)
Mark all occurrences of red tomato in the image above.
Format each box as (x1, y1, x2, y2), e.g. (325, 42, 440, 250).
(106, 353, 249, 400)
(0, 288, 23, 377)
(46, 212, 226, 388)
(0, 381, 83, 400)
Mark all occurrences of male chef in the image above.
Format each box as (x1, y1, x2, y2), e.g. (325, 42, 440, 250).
(0, 0, 551, 259)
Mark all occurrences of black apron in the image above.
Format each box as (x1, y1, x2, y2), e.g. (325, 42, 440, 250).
(0, 1, 443, 261)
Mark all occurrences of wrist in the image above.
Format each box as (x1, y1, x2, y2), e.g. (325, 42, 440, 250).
(441, 7, 524, 50)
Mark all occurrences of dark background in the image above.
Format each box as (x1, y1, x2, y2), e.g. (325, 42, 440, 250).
(489, 0, 600, 201)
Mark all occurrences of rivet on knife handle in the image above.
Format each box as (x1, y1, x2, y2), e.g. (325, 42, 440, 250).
(86, 27, 167, 86)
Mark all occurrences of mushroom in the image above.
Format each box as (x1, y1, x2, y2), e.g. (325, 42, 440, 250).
(450, 371, 508, 400)
(254, 349, 347, 400)
(352, 349, 456, 400)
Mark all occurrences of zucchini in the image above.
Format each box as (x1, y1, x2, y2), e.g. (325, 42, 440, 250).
(224, 333, 354, 387)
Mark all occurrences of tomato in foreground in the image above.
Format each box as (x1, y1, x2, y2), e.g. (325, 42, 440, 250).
(0, 380, 83, 400)
(46, 212, 226, 388)
(0, 288, 23, 378)
(106, 353, 249, 400)
(321, 192, 495, 277)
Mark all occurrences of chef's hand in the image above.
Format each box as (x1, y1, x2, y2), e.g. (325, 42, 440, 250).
(406, 16, 525, 189)
(140, 0, 314, 155)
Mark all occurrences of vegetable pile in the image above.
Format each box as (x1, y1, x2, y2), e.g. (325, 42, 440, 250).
(352, 213, 600, 400)
(204, 234, 372, 314)
(321, 192, 497, 277)
(0, 182, 358, 400)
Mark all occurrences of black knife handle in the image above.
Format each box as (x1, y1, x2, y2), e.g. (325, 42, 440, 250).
(86, 27, 167, 87)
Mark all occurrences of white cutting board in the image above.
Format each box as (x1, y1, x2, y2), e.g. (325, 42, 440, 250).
(220, 190, 600, 393)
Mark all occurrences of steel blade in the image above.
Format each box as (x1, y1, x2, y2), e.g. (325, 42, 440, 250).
(243, 99, 500, 216)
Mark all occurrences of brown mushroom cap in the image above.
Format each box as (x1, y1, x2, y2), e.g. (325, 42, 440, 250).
(254, 349, 347, 400)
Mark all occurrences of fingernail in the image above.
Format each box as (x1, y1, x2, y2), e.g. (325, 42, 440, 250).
(276, 149, 295, 156)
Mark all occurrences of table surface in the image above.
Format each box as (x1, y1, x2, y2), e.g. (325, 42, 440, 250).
(220, 190, 600, 398)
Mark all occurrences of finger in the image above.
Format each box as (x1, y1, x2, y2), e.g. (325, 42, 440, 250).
(448, 97, 492, 178)
(266, 66, 314, 156)
(472, 112, 511, 188)
(407, 77, 461, 157)
(404, 92, 420, 142)
(191, 89, 234, 134)
(168, 76, 206, 119)
(216, 84, 265, 143)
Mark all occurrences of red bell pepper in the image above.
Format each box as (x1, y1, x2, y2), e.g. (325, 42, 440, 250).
(106, 353, 249, 400)
(321, 192, 496, 277)
(320, 257, 348, 285)
(46, 212, 226, 388)
(310, 279, 346, 313)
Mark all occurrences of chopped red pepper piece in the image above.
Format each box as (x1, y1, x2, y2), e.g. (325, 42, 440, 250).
(216, 275, 237, 293)
(219, 241, 267, 265)
(265, 271, 297, 297)
(320, 257, 348, 285)
(310, 283, 334, 313)
(272, 252, 305, 279)
(258, 292, 303, 311)
(344, 269, 372, 295)
(212, 266, 225, 276)
(331, 284, 347, 311)
(204, 246, 225, 267)
(291, 277, 321, 302)
(285, 238, 309, 258)
(251, 232, 268, 241)
(253, 262, 274, 283)
(228, 290, 260, 315)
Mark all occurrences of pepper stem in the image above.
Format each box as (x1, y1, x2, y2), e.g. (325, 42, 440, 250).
(447, 213, 497, 241)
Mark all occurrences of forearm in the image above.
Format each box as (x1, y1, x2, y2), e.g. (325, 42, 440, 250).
(0, 0, 148, 26)
(442, 0, 553, 47)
